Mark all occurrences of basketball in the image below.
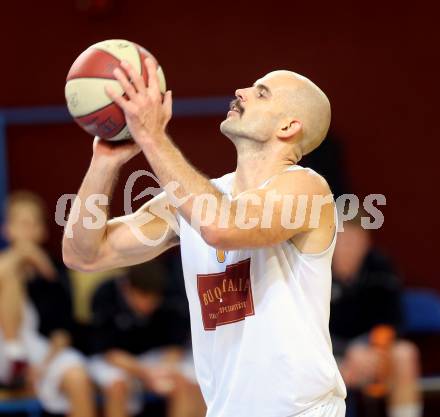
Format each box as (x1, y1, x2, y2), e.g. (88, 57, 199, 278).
(65, 39, 166, 141)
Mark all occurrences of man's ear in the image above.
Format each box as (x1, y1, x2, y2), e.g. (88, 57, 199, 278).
(277, 119, 302, 140)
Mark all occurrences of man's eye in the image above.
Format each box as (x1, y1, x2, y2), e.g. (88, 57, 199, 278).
(257, 90, 265, 97)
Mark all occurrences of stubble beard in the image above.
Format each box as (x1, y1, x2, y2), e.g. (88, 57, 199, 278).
(220, 115, 259, 142)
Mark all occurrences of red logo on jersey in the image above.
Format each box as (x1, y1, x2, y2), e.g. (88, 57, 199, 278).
(197, 258, 255, 331)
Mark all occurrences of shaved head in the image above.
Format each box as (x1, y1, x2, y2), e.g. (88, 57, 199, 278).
(220, 69, 331, 162)
(259, 70, 331, 156)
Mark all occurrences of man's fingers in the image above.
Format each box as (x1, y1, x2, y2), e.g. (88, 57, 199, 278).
(163, 90, 173, 121)
(145, 57, 161, 98)
(105, 84, 143, 117)
(113, 67, 138, 100)
(106, 87, 139, 119)
(105, 85, 127, 105)
(121, 60, 147, 95)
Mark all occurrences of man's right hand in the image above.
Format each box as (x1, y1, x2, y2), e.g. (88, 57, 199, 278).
(92, 136, 141, 168)
(63, 135, 179, 273)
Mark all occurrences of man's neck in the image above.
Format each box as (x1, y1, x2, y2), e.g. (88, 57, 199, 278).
(232, 140, 295, 196)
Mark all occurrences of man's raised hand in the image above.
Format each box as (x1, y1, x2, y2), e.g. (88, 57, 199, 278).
(105, 57, 173, 145)
(92, 136, 141, 168)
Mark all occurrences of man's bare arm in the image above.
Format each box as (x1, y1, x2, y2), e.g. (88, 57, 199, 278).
(62, 138, 179, 273)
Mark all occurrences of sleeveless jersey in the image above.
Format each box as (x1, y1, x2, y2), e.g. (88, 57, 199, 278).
(178, 165, 346, 417)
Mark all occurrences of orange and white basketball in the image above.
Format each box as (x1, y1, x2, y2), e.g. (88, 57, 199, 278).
(65, 39, 166, 141)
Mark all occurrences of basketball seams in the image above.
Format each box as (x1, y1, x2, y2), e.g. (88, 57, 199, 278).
(67, 76, 119, 81)
(107, 125, 131, 141)
(93, 40, 141, 75)
(72, 99, 114, 119)
(65, 78, 123, 117)
(72, 92, 128, 119)
(65, 39, 163, 140)
(66, 48, 122, 82)
(75, 97, 127, 140)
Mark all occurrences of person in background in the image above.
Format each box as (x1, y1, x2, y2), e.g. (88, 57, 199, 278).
(0, 191, 96, 417)
(89, 261, 205, 417)
(331, 211, 422, 417)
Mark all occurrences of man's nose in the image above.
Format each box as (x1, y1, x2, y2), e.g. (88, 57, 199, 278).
(235, 89, 246, 101)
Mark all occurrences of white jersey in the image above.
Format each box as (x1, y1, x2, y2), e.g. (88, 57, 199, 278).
(178, 165, 346, 417)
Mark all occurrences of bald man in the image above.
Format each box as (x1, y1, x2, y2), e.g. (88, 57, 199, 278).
(63, 61, 347, 417)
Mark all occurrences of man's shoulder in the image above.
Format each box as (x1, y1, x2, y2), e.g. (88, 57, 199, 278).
(285, 165, 331, 193)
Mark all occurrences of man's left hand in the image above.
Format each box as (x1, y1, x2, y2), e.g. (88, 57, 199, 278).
(105, 57, 172, 145)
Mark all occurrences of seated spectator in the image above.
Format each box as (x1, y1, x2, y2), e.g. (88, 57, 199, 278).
(331, 211, 422, 417)
(0, 191, 96, 417)
(89, 262, 205, 417)
(69, 268, 125, 326)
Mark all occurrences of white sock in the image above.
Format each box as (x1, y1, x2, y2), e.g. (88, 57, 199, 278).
(4, 340, 27, 361)
(388, 403, 423, 417)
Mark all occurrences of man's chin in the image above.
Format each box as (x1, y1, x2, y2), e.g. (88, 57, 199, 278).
(219, 118, 230, 133)
(219, 120, 233, 139)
